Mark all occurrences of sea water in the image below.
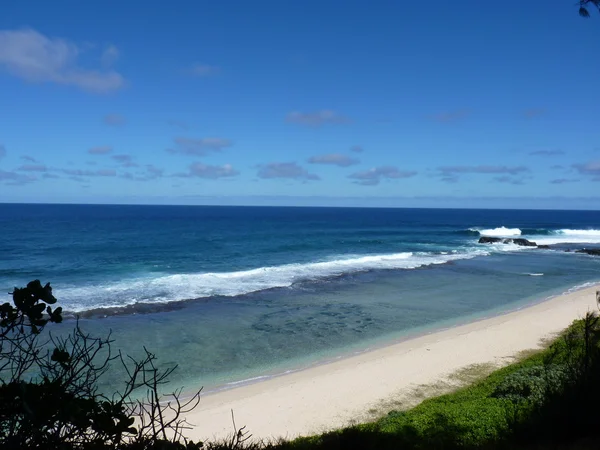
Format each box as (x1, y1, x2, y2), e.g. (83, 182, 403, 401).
(2, 204, 600, 391)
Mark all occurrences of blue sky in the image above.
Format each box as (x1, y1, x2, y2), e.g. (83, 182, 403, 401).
(1, 1, 599, 208)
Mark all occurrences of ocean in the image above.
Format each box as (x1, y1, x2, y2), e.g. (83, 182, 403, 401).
(2, 203, 600, 391)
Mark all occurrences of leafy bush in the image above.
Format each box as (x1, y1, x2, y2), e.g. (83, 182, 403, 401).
(492, 364, 568, 406)
(0, 280, 203, 449)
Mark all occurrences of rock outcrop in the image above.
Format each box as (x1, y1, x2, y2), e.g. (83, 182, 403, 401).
(575, 248, 600, 256)
(478, 237, 537, 247)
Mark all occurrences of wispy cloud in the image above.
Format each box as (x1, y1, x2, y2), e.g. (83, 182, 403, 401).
(257, 162, 320, 181)
(167, 120, 189, 131)
(146, 165, 164, 178)
(103, 114, 126, 126)
(18, 164, 47, 172)
(176, 162, 238, 179)
(350, 145, 364, 153)
(0, 170, 36, 185)
(42, 173, 60, 179)
(112, 154, 137, 167)
(121, 164, 164, 181)
(20, 155, 36, 162)
(439, 165, 529, 175)
(0, 145, 5, 159)
(573, 161, 600, 174)
(430, 110, 470, 123)
(436, 165, 530, 183)
(100, 44, 119, 68)
(573, 161, 600, 180)
(286, 110, 349, 127)
(529, 149, 564, 156)
(88, 146, 113, 155)
(63, 168, 117, 177)
(551, 178, 579, 184)
(0, 28, 124, 93)
(307, 153, 359, 167)
(349, 166, 417, 186)
(189, 63, 220, 77)
(492, 176, 526, 185)
(523, 108, 546, 118)
(167, 137, 232, 156)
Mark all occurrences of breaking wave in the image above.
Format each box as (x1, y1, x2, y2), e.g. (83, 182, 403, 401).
(60, 250, 490, 313)
(477, 227, 522, 237)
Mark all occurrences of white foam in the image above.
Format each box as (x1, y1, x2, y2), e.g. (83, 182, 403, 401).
(558, 229, 600, 236)
(531, 229, 600, 245)
(59, 249, 490, 312)
(479, 227, 522, 237)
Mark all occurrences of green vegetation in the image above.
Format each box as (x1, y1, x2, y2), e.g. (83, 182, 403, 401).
(0, 281, 203, 449)
(2, 279, 600, 449)
(260, 313, 600, 450)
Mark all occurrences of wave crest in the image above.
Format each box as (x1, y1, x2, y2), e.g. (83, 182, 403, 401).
(60, 250, 489, 313)
(479, 227, 522, 237)
(465, 227, 600, 244)
(557, 229, 600, 236)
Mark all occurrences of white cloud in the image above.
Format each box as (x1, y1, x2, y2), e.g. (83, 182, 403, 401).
(523, 108, 546, 118)
(307, 154, 359, 167)
(349, 166, 417, 186)
(112, 154, 137, 167)
(529, 150, 564, 156)
(257, 162, 320, 181)
(439, 165, 529, 175)
(88, 146, 113, 155)
(18, 164, 47, 172)
(101, 45, 119, 67)
(0, 170, 36, 185)
(189, 63, 219, 76)
(0, 28, 124, 93)
(167, 120, 189, 130)
(430, 110, 470, 123)
(103, 114, 126, 126)
(63, 168, 116, 177)
(167, 137, 232, 156)
(573, 161, 600, 176)
(286, 110, 349, 127)
(176, 162, 239, 179)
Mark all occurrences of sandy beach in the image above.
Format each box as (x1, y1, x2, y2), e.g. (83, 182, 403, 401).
(186, 285, 599, 442)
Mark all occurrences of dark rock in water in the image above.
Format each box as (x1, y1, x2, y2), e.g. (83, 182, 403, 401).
(511, 238, 537, 247)
(537, 245, 551, 249)
(478, 237, 537, 247)
(575, 248, 600, 256)
(478, 237, 502, 244)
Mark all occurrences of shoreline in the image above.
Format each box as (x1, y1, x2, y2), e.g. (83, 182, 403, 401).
(192, 279, 598, 396)
(185, 283, 600, 443)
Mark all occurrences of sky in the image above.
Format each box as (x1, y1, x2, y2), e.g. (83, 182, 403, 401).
(1, 1, 600, 209)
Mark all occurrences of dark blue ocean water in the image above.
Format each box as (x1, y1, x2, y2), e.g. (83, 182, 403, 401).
(2, 204, 600, 389)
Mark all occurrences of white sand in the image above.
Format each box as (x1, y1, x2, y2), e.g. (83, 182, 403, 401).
(186, 285, 599, 442)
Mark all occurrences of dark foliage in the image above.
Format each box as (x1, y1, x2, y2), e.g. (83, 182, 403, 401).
(0, 280, 203, 449)
(579, 0, 600, 17)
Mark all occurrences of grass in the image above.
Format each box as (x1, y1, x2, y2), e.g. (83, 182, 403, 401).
(281, 354, 545, 449)
(207, 315, 600, 450)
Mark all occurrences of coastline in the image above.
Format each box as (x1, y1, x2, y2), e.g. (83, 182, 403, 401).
(185, 283, 600, 442)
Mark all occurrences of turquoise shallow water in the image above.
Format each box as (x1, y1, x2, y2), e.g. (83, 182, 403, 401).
(2, 204, 600, 391)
